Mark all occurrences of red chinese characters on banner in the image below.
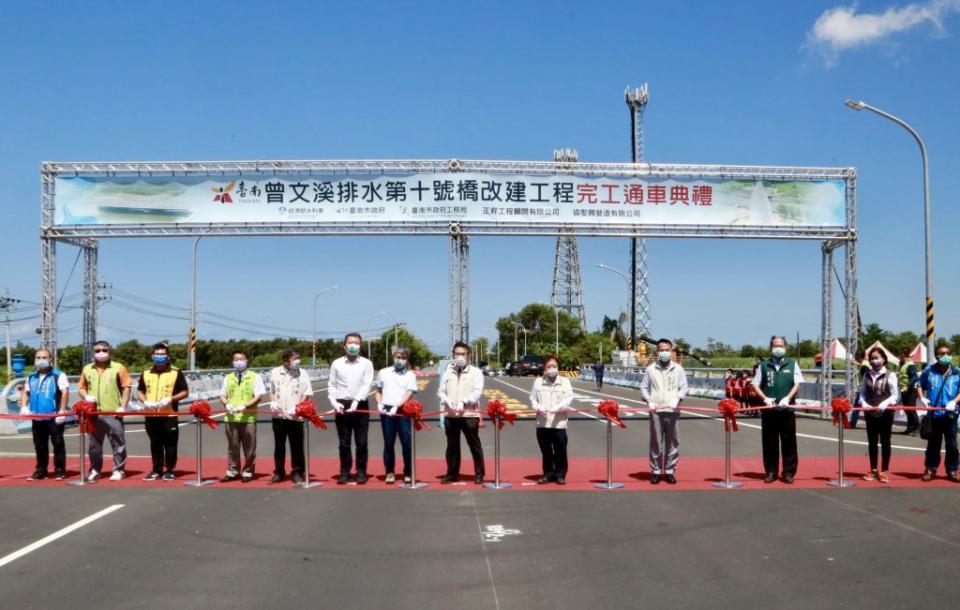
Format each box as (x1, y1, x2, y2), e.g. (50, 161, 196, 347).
(573, 182, 713, 207)
(624, 185, 643, 204)
(670, 185, 689, 205)
(693, 185, 713, 206)
(577, 184, 597, 203)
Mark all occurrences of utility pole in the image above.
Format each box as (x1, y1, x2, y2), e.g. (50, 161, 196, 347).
(1, 290, 18, 382)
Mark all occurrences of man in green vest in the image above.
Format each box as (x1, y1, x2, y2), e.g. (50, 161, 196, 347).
(219, 350, 266, 483)
(751, 335, 803, 484)
(77, 340, 134, 482)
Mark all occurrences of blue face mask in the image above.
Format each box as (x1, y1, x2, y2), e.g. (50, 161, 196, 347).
(394, 359, 407, 370)
(153, 354, 169, 366)
(939, 355, 953, 366)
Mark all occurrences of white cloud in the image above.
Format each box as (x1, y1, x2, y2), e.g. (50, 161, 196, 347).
(808, 1, 960, 63)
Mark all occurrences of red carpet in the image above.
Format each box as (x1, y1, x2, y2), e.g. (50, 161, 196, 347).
(1, 455, 957, 490)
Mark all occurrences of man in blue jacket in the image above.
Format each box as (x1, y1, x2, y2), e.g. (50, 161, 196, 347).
(19, 349, 70, 481)
(917, 345, 959, 482)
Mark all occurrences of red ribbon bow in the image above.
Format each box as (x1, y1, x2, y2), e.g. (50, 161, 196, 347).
(486, 400, 516, 430)
(294, 398, 328, 430)
(72, 400, 97, 433)
(401, 400, 431, 431)
(189, 400, 219, 430)
(831, 397, 853, 429)
(718, 398, 740, 432)
(598, 400, 627, 428)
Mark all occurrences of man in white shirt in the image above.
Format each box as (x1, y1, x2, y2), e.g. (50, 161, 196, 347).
(328, 333, 375, 484)
(640, 339, 689, 485)
(268, 349, 314, 485)
(375, 345, 418, 485)
(437, 341, 485, 484)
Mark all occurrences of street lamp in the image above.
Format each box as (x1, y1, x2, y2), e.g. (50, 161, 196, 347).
(845, 99, 934, 360)
(367, 310, 387, 358)
(311, 286, 339, 366)
(512, 321, 529, 361)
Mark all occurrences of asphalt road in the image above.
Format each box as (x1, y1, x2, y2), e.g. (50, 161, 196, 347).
(0, 373, 956, 610)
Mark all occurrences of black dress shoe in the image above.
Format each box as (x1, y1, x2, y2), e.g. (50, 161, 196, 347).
(337, 473, 350, 485)
(782, 474, 795, 484)
(269, 473, 284, 484)
(219, 474, 238, 483)
(536, 476, 551, 485)
(27, 470, 47, 481)
(650, 473, 662, 485)
(241, 475, 253, 484)
(763, 473, 777, 484)
(291, 473, 305, 485)
(474, 474, 484, 485)
(441, 474, 457, 484)
(665, 474, 677, 485)
(555, 476, 566, 485)
(356, 472, 369, 484)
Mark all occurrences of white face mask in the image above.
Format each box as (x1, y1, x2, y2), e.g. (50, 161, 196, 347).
(545, 367, 558, 377)
(35, 359, 50, 370)
(345, 344, 361, 356)
(94, 351, 109, 362)
(870, 359, 884, 369)
(453, 356, 468, 368)
(288, 358, 301, 370)
(658, 351, 672, 363)
(233, 360, 248, 371)
(771, 347, 786, 358)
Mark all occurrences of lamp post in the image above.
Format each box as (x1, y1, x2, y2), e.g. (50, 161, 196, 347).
(844, 99, 934, 361)
(311, 286, 339, 366)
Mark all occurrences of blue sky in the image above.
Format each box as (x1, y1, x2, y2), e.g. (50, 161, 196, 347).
(1, 1, 958, 354)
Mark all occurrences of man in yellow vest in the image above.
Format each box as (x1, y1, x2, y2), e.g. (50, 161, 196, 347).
(78, 340, 133, 482)
(219, 350, 265, 483)
(137, 343, 189, 481)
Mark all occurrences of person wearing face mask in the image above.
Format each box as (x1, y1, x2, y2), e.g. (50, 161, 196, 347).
(219, 350, 266, 483)
(20, 348, 70, 481)
(138, 343, 189, 481)
(374, 345, 418, 484)
(751, 335, 804, 484)
(858, 348, 899, 483)
(917, 346, 959, 482)
(530, 355, 573, 485)
(328, 332, 375, 484)
(78, 340, 133, 482)
(268, 349, 314, 485)
(437, 341, 485, 484)
(640, 339, 688, 484)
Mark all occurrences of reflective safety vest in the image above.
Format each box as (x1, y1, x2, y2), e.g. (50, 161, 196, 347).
(225, 371, 260, 424)
(141, 367, 181, 415)
(82, 362, 124, 412)
(28, 369, 64, 418)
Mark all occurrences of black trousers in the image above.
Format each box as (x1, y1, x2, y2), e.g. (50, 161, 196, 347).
(32, 420, 66, 473)
(335, 400, 369, 474)
(902, 389, 919, 429)
(761, 409, 798, 477)
(445, 417, 484, 477)
(596, 376, 603, 389)
(272, 418, 305, 476)
(536, 428, 568, 478)
(865, 411, 894, 471)
(924, 415, 959, 473)
(145, 417, 179, 473)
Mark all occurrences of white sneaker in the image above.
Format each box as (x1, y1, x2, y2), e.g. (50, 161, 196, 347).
(385, 473, 396, 484)
(86, 469, 100, 482)
(109, 470, 125, 481)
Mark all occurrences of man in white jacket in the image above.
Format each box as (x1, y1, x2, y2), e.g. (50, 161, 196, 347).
(328, 333, 375, 485)
(530, 355, 574, 485)
(640, 338, 688, 485)
(437, 341, 485, 484)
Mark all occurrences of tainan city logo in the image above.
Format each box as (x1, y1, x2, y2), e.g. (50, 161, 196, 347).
(212, 181, 236, 204)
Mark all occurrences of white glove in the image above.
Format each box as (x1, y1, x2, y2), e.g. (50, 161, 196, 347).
(778, 397, 791, 407)
(334, 403, 344, 414)
(269, 402, 282, 416)
(947, 400, 958, 413)
(224, 402, 235, 413)
(454, 401, 464, 412)
(377, 403, 386, 414)
(668, 397, 681, 409)
(130, 402, 144, 412)
(55, 416, 66, 425)
(116, 404, 125, 413)
(763, 397, 775, 407)
(348, 400, 358, 412)
(388, 405, 398, 416)
(86, 396, 97, 404)
(159, 397, 171, 407)
(142, 401, 156, 410)
(920, 397, 931, 408)
(877, 403, 887, 412)
(19, 406, 31, 416)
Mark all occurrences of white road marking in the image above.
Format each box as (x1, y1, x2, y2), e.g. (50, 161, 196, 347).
(470, 494, 502, 610)
(568, 380, 927, 453)
(482, 524, 522, 543)
(0, 504, 125, 569)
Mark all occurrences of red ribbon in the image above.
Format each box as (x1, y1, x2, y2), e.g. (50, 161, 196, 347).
(598, 400, 627, 428)
(831, 397, 853, 429)
(189, 400, 219, 430)
(294, 398, 328, 430)
(718, 398, 740, 432)
(486, 399, 516, 430)
(401, 399, 431, 431)
(71, 400, 97, 433)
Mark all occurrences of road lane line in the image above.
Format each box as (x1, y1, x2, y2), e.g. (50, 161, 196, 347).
(0, 504, 125, 569)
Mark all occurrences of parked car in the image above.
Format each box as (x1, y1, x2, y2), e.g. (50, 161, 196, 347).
(518, 355, 544, 377)
(504, 361, 519, 376)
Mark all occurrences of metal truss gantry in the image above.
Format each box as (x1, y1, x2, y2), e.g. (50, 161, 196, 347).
(551, 148, 587, 332)
(449, 230, 469, 350)
(626, 85, 652, 346)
